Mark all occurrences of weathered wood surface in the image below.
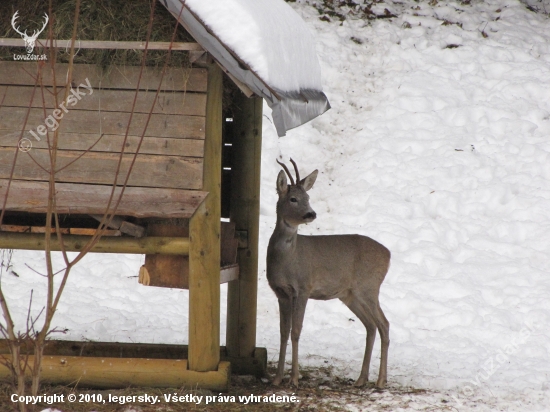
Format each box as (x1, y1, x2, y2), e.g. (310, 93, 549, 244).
(144, 219, 190, 289)
(0, 148, 203, 190)
(90, 214, 145, 238)
(1, 132, 204, 158)
(141, 221, 240, 289)
(220, 221, 239, 267)
(0, 339, 267, 378)
(0, 232, 190, 255)
(0, 225, 121, 236)
(0, 107, 205, 139)
(189, 64, 222, 372)
(0, 356, 230, 390)
(0, 225, 67, 234)
(0, 180, 207, 218)
(0, 85, 207, 116)
(226, 95, 263, 359)
(0, 62, 208, 92)
(0, 38, 204, 51)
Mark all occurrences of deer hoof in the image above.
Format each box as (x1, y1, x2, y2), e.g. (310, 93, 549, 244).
(353, 377, 367, 387)
(272, 376, 283, 386)
(375, 378, 386, 389)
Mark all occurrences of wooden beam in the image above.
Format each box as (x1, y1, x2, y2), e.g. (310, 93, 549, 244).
(0, 339, 266, 378)
(220, 264, 239, 284)
(0, 356, 229, 390)
(0, 62, 208, 92)
(0, 232, 189, 255)
(217, 64, 255, 98)
(144, 219, 190, 289)
(188, 64, 222, 372)
(0, 148, 203, 190)
(90, 214, 145, 238)
(0, 132, 205, 158)
(0, 107, 206, 139)
(0, 180, 207, 219)
(0, 38, 204, 52)
(226, 94, 263, 358)
(0, 85, 208, 116)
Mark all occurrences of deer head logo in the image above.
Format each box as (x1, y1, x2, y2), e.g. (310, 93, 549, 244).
(11, 11, 49, 54)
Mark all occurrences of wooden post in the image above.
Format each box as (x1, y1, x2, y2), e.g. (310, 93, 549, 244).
(226, 93, 263, 360)
(188, 64, 222, 372)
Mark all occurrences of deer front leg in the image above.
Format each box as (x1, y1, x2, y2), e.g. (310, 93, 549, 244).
(273, 296, 292, 386)
(290, 295, 308, 387)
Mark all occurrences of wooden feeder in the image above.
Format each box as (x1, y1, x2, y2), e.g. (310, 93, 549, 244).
(0, 0, 329, 390)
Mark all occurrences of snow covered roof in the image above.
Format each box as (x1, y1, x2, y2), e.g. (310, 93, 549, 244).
(161, 0, 330, 136)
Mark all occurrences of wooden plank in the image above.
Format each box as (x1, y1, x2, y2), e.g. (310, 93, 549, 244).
(189, 64, 222, 372)
(220, 221, 238, 266)
(0, 180, 207, 219)
(0, 356, 230, 390)
(0, 38, 203, 52)
(0, 225, 119, 236)
(69, 228, 121, 236)
(144, 219, 190, 289)
(0, 148, 203, 190)
(226, 95, 263, 359)
(0, 339, 267, 378)
(0, 232, 190, 255)
(90, 215, 145, 238)
(0, 107, 205, 139)
(0, 62, 208, 92)
(0, 224, 29, 232)
(0, 85, 207, 116)
(30, 226, 70, 234)
(220, 264, 239, 284)
(1, 132, 204, 158)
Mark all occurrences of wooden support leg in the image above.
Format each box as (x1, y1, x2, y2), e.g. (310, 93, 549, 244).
(226, 93, 263, 366)
(188, 64, 222, 372)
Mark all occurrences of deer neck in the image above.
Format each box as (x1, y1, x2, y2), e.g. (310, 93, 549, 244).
(272, 215, 299, 250)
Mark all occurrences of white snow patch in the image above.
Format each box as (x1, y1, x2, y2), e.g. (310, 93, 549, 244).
(185, 0, 323, 92)
(4, 0, 550, 410)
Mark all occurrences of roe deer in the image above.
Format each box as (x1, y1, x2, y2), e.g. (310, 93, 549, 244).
(266, 159, 391, 388)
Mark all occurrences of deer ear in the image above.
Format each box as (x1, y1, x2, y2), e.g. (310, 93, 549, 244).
(276, 170, 288, 195)
(300, 169, 318, 191)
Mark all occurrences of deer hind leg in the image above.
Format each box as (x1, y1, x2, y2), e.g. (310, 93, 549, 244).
(273, 295, 292, 386)
(340, 296, 377, 387)
(290, 295, 308, 387)
(375, 302, 390, 388)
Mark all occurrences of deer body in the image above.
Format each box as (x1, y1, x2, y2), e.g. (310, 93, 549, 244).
(267, 160, 390, 388)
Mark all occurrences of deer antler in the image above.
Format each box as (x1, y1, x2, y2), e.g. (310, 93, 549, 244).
(33, 13, 49, 38)
(289, 158, 300, 184)
(276, 159, 295, 186)
(11, 11, 27, 37)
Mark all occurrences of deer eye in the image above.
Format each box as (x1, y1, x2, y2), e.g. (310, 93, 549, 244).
(290, 197, 297, 203)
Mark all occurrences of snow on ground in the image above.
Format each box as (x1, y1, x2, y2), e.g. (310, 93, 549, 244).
(3, 0, 550, 410)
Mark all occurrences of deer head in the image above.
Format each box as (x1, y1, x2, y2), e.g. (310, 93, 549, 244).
(12, 11, 49, 54)
(275, 158, 318, 226)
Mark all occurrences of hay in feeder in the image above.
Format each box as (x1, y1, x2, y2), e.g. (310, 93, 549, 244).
(0, 0, 195, 68)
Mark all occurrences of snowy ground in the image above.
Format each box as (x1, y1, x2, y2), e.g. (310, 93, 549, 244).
(2, 0, 550, 410)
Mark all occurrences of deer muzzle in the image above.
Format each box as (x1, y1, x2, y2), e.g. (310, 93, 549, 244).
(302, 211, 316, 221)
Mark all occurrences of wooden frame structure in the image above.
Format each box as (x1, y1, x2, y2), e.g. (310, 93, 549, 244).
(0, 38, 264, 389)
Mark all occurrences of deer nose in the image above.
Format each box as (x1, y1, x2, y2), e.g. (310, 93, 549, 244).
(303, 212, 316, 220)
